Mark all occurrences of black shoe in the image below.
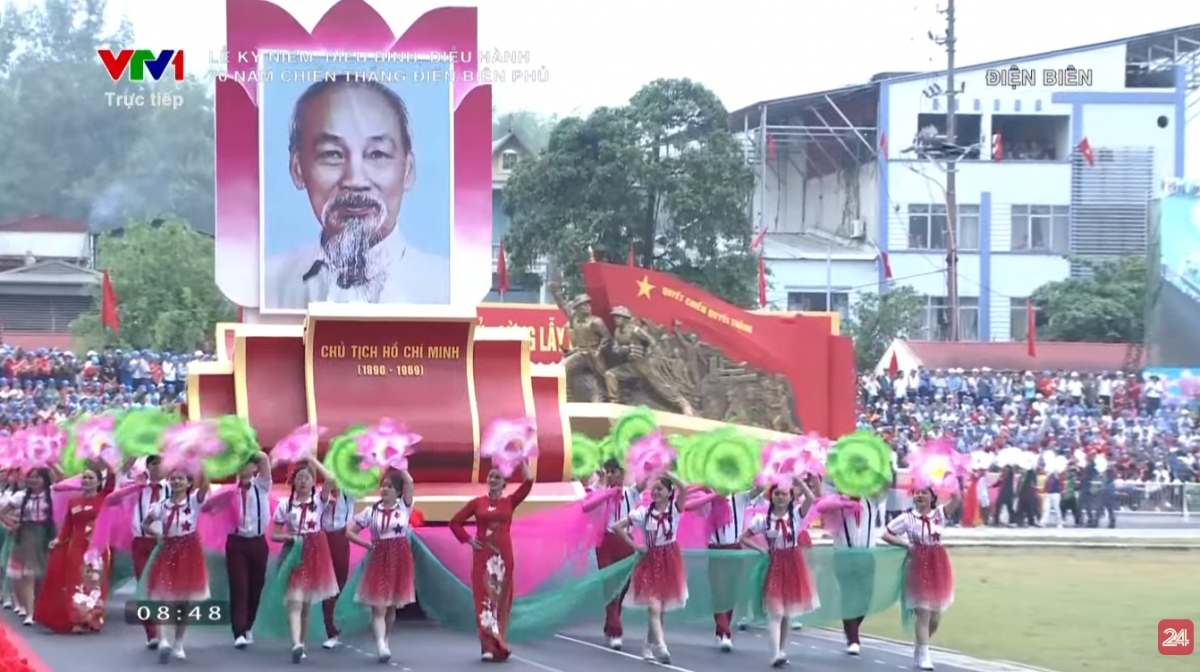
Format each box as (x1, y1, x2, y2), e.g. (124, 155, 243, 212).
(291, 645, 304, 664)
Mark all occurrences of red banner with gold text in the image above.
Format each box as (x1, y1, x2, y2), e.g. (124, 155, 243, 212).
(476, 304, 570, 364)
(583, 262, 852, 437)
(305, 318, 478, 483)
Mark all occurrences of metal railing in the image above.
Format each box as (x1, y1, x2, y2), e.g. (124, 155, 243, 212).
(1112, 481, 1196, 520)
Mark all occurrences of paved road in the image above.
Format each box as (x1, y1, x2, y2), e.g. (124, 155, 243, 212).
(7, 604, 984, 672)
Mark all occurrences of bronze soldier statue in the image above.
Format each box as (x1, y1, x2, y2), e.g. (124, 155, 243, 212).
(550, 284, 611, 401)
(604, 306, 695, 415)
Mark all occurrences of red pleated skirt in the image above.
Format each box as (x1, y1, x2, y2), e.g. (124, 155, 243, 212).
(145, 535, 210, 602)
(355, 537, 416, 608)
(904, 544, 954, 612)
(286, 532, 340, 603)
(625, 543, 688, 611)
(763, 547, 820, 617)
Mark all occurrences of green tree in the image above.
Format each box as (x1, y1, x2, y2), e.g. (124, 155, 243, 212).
(843, 286, 925, 369)
(71, 220, 235, 352)
(492, 109, 557, 153)
(1031, 255, 1147, 342)
(0, 0, 215, 232)
(501, 78, 757, 304)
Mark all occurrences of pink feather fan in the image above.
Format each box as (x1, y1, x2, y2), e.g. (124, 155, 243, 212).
(20, 425, 66, 469)
(627, 432, 675, 485)
(479, 416, 536, 477)
(908, 438, 970, 497)
(160, 421, 223, 477)
(74, 415, 121, 470)
(272, 424, 327, 465)
(356, 418, 423, 472)
(757, 435, 827, 489)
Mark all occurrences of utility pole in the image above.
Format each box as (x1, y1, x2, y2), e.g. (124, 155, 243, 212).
(931, 0, 960, 340)
(941, 0, 960, 341)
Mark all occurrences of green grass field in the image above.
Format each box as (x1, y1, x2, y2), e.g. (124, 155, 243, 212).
(862, 548, 1199, 672)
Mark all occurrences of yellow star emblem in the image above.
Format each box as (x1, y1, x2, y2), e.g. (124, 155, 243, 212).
(636, 275, 655, 299)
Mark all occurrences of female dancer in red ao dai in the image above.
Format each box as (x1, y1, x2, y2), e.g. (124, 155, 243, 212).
(346, 470, 417, 663)
(35, 467, 110, 633)
(610, 473, 687, 665)
(881, 486, 960, 671)
(140, 470, 212, 662)
(270, 458, 340, 664)
(449, 460, 534, 663)
(739, 480, 818, 667)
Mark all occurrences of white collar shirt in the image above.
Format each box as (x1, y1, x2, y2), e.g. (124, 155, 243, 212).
(263, 229, 449, 311)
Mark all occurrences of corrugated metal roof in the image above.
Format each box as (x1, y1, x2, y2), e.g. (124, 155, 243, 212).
(731, 23, 1200, 128)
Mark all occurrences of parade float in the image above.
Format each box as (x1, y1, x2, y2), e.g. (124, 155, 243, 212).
(168, 0, 859, 519)
(189, 261, 856, 519)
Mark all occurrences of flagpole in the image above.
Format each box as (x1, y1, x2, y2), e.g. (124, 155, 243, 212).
(825, 238, 834, 310)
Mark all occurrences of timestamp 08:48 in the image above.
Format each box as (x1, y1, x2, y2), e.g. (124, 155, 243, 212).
(123, 600, 231, 626)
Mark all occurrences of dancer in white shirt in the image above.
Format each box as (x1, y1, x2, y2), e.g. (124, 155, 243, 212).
(0, 467, 56, 625)
(739, 481, 818, 668)
(346, 470, 417, 663)
(826, 489, 887, 655)
(610, 473, 688, 664)
(271, 458, 340, 664)
(581, 459, 640, 650)
(881, 486, 960, 671)
(140, 470, 212, 662)
(320, 482, 356, 650)
(688, 487, 759, 651)
(223, 452, 272, 650)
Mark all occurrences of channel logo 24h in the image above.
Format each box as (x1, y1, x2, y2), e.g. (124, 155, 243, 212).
(99, 49, 184, 82)
(1159, 619, 1193, 656)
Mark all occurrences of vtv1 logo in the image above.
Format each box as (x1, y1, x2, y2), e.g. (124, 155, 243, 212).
(98, 50, 184, 82)
(1159, 619, 1193, 655)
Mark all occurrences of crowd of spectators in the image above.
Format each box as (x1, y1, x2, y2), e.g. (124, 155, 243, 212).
(0, 344, 214, 431)
(858, 367, 1200, 484)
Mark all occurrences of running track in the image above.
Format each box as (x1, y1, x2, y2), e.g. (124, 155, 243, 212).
(4, 604, 982, 672)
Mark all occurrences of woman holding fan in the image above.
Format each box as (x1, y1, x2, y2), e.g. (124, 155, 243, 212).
(346, 469, 416, 663)
(449, 459, 535, 663)
(1, 466, 56, 625)
(738, 478, 818, 668)
(880, 441, 964, 671)
(139, 467, 212, 662)
(270, 456, 341, 664)
(609, 471, 687, 664)
(34, 466, 110, 633)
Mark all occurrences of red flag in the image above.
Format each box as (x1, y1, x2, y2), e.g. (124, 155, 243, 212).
(766, 134, 776, 161)
(1077, 137, 1095, 166)
(888, 351, 900, 376)
(236, 306, 244, 323)
(101, 271, 120, 332)
(1026, 299, 1037, 358)
(496, 242, 510, 296)
(991, 133, 1003, 162)
(879, 132, 888, 161)
(627, 243, 636, 267)
(750, 225, 768, 251)
(877, 251, 893, 279)
(758, 253, 767, 308)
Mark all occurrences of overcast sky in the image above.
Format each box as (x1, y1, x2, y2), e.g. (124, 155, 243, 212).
(69, 0, 1200, 116)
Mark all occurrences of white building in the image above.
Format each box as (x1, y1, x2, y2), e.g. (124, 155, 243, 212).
(735, 24, 1200, 341)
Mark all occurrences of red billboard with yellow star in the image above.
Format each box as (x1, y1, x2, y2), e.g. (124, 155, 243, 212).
(583, 262, 856, 438)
